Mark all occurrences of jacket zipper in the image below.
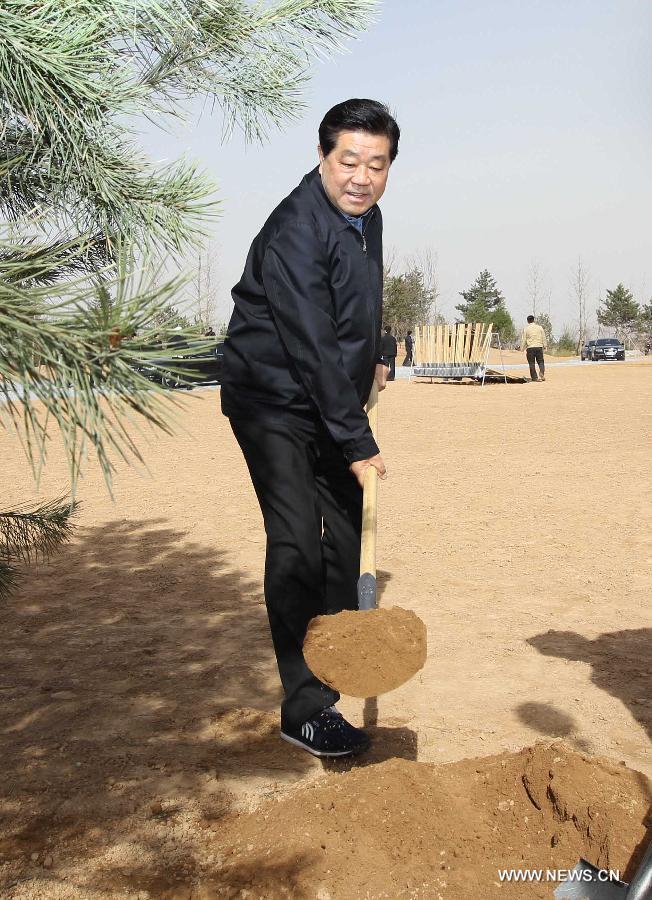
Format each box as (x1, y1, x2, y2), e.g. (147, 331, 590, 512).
(359, 209, 374, 253)
(342, 208, 374, 253)
(361, 208, 375, 253)
(345, 221, 368, 253)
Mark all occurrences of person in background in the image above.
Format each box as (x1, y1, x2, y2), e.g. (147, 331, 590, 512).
(381, 325, 398, 380)
(521, 315, 547, 382)
(403, 329, 414, 365)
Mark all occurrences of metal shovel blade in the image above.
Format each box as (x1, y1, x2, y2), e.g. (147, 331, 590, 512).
(553, 861, 628, 900)
(357, 572, 376, 611)
(555, 840, 652, 900)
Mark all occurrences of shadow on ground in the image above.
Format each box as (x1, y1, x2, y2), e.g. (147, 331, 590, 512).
(515, 701, 593, 753)
(0, 519, 318, 893)
(520, 630, 652, 885)
(0, 522, 417, 896)
(526, 629, 652, 740)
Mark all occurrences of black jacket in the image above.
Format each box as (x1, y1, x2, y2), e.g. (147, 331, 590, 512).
(380, 333, 398, 358)
(221, 167, 383, 463)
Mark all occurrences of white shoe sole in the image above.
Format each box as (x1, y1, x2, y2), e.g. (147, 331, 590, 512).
(279, 731, 365, 758)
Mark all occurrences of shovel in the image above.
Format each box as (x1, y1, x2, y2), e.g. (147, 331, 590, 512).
(553, 839, 652, 899)
(357, 379, 380, 611)
(302, 379, 427, 698)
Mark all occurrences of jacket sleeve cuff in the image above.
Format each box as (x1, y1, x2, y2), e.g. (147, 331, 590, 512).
(342, 434, 380, 465)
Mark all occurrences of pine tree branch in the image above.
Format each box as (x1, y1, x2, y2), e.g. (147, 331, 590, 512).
(1, 0, 377, 246)
(0, 0, 378, 498)
(0, 241, 206, 493)
(0, 496, 79, 565)
(0, 561, 19, 602)
(0, 235, 109, 285)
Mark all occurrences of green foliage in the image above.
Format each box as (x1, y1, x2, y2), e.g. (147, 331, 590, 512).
(457, 269, 504, 313)
(597, 284, 640, 335)
(0, 0, 377, 598)
(487, 305, 516, 341)
(149, 303, 193, 332)
(536, 313, 554, 345)
(1, 0, 377, 259)
(456, 270, 515, 340)
(0, 497, 78, 599)
(555, 328, 577, 354)
(383, 266, 434, 334)
(638, 302, 652, 336)
(1, 251, 204, 491)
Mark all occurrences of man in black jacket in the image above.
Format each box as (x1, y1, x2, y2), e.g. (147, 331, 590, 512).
(404, 329, 415, 365)
(221, 99, 400, 758)
(380, 325, 398, 380)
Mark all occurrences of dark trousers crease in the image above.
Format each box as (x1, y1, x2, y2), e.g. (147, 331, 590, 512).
(229, 411, 362, 730)
(526, 346, 545, 380)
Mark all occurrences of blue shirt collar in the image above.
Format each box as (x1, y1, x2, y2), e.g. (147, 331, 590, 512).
(339, 208, 373, 234)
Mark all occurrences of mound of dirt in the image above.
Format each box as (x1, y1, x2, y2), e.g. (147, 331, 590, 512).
(210, 741, 650, 900)
(303, 607, 427, 697)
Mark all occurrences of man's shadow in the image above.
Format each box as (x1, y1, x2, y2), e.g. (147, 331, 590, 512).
(526, 629, 652, 740)
(522, 630, 652, 884)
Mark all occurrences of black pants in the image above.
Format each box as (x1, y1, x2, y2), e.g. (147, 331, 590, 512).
(526, 347, 545, 380)
(229, 410, 362, 730)
(387, 356, 396, 380)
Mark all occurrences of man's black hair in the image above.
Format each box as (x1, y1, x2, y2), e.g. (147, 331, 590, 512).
(527, 315, 535, 323)
(384, 325, 392, 333)
(319, 99, 400, 162)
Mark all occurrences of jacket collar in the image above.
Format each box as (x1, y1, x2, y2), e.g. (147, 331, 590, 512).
(304, 166, 377, 232)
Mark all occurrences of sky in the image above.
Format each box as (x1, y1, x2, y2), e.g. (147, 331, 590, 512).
(139, 0, 651, 335)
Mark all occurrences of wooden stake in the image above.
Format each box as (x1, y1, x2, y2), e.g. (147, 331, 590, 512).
(463, 322, 472, 363)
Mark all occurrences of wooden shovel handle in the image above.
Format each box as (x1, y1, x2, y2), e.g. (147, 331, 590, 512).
(359, 380, 379, 578)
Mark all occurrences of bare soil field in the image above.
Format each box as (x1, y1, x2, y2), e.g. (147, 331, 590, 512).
(1, 360, 650, 898)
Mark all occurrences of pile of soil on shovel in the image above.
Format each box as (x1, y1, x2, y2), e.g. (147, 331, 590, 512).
(209, 741, 651, 900)
(303, 606, 428, 697)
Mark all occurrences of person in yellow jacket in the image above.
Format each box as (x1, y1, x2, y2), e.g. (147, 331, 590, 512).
(521, 315, 548, 382)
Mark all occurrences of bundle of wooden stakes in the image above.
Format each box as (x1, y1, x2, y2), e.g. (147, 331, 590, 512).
(412, 322, 494, 380)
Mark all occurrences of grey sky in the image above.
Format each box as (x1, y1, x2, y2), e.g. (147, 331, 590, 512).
(139, 0, 651, 334)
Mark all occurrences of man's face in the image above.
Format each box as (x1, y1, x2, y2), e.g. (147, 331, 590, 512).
(318, 131, 391, 216)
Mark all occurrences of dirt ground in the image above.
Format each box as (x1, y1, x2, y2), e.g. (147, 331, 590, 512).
(1, 360, 651, 898)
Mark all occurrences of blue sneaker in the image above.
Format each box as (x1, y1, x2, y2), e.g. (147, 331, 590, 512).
(280, 706, 370, 758)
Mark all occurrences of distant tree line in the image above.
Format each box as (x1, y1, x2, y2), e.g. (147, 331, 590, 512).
(382, 250, 441, 337)
(382, 259, 652, 353)
(596, 284, 651, 342)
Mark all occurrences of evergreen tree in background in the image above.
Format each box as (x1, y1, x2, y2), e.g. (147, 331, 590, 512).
(597, 284, 640, 339)
(456, 269, 516, 341)
(638, 302, 652, 339)
(0, 0, 377, 598)
(457, 269, 505, 312)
